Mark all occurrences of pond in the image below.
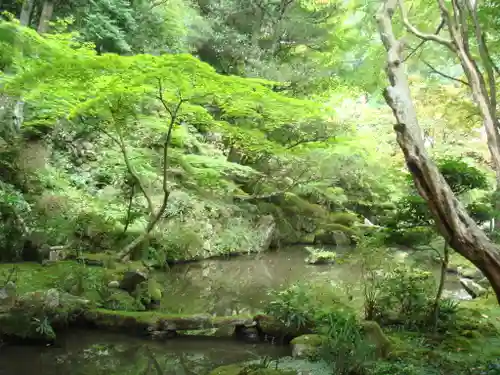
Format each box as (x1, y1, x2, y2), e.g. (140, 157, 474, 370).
(0, 329, 290, 375)
(157, 245, 467, 315)
(0, 245, 469, 375)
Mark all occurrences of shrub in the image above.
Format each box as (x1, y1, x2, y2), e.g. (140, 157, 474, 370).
(364, 264, 458, 329)
(265, 282, 375, 375)
(265, 283, 314, 330)
(0, 181, 31, 261)
(383, 226, 435, 247)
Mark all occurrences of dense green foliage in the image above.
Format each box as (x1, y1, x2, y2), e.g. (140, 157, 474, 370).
(1, 1, 500, 374)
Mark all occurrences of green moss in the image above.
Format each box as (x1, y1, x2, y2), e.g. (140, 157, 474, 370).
(101, 289, 144, 311)
(290, 334, 324, 347)
(255, 315, 310, 338)
(304, 247, 336, 264)
(0, 261, 107, 296)
(328, 212, 359, 226)
(84, 309, 254, 333)
(447, 253, 475, 270)
(290, 334, 325, 358)
(298, 234, 315, 243)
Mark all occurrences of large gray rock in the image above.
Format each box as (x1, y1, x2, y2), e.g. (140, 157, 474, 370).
(332, 231, 350, 246)
(0, 281, 16, 307)
(458, 267, 483, 280)
(119, 270, 148, 293)
(254, 215, 276, 252)
(460, 278, 487, 299)
(290, 334, 324, 358)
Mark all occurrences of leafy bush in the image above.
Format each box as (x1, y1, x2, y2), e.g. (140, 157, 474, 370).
(53, 263, 102, 297)
(362, 264, 455, 330)
(265, 283, 314, 330)
(265, 282, 375, 375)
(437, 157, 489, 195)
(375, 266, 435, 326)
(0, 181, 31, 261)
(383, 226, 435, 247)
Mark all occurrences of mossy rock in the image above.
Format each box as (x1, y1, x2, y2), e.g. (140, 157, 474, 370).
(290, 334, 325, 358)
(304, 249, 337, 265)
(84, 309, 254, 335)
(298, 234, 315, 244)
(0, 289, 90, 341)
(100, 289, 144, 311)
(209, 364, 295, 375)
(254, 314, 312, 342)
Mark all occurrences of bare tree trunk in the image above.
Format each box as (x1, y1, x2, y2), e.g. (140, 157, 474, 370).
(377, 0, 500, 304)
(400, 0, 500, 228)
(431, 242, 449, 332)
(116, 89, 185, 261)
(37, 0, 54, 34)
(19, 0, 35, 26)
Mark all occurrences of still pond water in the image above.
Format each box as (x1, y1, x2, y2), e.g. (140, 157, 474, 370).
(0, 246, 467, 375)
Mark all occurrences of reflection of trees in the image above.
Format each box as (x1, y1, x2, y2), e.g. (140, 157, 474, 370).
(158, 251, 355, 316)
(35, 335, 289, 375)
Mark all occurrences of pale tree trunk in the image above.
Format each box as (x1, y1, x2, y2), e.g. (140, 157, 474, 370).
(376, 0, 500, 304)
(37, 0, 54, 34)
(20, 0, 35, 26)
(400, 0, 500, 228)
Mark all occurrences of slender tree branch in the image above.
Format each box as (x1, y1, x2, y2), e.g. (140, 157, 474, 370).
(466, 0, 497, 116)
(482, 34, 500, 76)
(422, 59, 469, 86)
(100, 105, 155, 216)
(398, 0, 455, 50)
(403, 19, 445, 62)
(286, 135, 333, 149)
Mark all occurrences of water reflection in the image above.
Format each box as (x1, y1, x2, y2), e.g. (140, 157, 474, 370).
(0, 330, 289, 375)
(157, 246, 463, 315)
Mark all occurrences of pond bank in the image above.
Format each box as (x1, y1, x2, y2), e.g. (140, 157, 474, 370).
(0, 245, 475, 345)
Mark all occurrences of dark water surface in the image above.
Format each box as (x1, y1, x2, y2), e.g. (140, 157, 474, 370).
(0, 329, 289, 375)
(0, 246, 468, 375)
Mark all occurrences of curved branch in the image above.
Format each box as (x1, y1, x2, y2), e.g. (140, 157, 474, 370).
(403, 19, 445, 62)
(399, 0, 455, 51)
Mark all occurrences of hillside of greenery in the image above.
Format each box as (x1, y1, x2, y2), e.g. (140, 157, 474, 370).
(1, 0, 500, 375)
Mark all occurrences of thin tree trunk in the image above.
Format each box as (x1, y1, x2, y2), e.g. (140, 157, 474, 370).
(117, 90, 185, 261)
(377, 0, 500, 304)
(20, 0, 35, 26)
(432, 242, 449, 332)
(122, 184, 135, 235)
(37, 0, 54, 34)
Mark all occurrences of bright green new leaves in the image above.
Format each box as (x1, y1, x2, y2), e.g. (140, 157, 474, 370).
(0, 21, 337, 160)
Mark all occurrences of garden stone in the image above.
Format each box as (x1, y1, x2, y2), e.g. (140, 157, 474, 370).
(119, 270, 148, 293)
(460, 278, 486, 299)
(290, 334, 324, 358)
